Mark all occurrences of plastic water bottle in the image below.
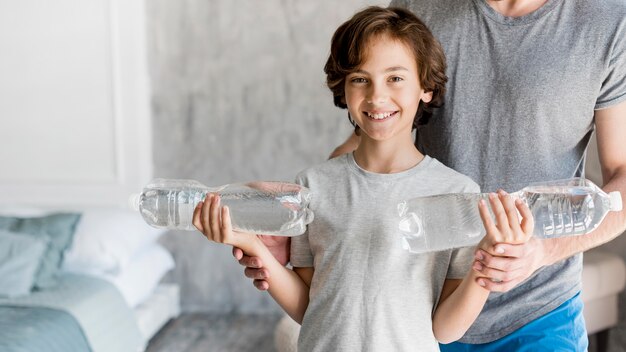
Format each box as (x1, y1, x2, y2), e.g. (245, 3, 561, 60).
(129, 179, 314, 236)
(397, 178, 622, 253)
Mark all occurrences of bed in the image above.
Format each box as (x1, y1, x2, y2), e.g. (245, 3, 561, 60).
(0, 208, 180, 352)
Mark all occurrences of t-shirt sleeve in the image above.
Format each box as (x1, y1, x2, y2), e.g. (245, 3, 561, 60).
(596, 25, 626, 109)
(290, 173, 314, 268)
(446, 246, 475, 279)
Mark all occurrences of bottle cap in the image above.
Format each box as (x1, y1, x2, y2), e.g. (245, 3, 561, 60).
(128, 193, 141, 211)
(609, 191, 623, 212)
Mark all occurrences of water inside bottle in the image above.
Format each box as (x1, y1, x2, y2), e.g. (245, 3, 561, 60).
(137, 181, 313, 235)
(139, 188, 203, 231)
(521, 186, 602, 238)
(398, 193, 486, 253)
(219, 184, 311, 236)
(396, 178, 619, 253)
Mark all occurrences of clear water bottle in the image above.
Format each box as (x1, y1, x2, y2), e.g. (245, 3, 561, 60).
(129, 179, 314, 236)
(398, 178, 622, 253)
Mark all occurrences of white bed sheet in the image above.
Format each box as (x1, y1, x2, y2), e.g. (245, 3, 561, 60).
(135, 283, 180, 344)
(100, 243, 175, 308)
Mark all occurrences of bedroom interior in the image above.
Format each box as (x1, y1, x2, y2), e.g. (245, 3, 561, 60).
(0, 1, 625, 352)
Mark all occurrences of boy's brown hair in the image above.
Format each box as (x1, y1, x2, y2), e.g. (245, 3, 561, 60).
(324, 6, 447, 131)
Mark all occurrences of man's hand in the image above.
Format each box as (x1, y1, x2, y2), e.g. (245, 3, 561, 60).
(473, 237, 548, 292)
(473, 190, 537, 291)
(232, 236, 290, 290)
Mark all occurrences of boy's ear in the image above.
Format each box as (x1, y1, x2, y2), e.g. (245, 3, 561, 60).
(421, 91, 433, 103)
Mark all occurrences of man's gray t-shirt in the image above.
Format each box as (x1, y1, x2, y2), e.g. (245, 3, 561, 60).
(391, 0, 626, 343)
(291, 154, 480, 352)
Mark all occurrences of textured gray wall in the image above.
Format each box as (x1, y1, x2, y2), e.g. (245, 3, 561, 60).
(147, 0, 386, 313)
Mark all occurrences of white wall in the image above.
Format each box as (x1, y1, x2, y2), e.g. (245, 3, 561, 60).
(0, 0, 152, 209)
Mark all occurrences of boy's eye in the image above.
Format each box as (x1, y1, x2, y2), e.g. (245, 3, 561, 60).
(350, 77, 368, 84)
(389, 76, 404, 82)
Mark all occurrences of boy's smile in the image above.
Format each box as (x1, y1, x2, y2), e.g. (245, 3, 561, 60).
(364, 110, 398, 121)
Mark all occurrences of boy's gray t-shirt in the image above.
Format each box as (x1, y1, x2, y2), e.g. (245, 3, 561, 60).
(391, 0, 626, 343)
(291, 154, 480, 352)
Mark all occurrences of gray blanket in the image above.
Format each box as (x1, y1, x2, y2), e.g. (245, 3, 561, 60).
(0, 306, 91, 352)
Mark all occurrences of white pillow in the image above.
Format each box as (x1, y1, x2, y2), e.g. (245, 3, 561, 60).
(62, 208, 166, 275)
(0, 206, 57, 217)
(102, 243, 175, 308)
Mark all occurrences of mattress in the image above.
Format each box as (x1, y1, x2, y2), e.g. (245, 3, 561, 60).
(0, 273, 143, 352)
(135, 283, 181, 344)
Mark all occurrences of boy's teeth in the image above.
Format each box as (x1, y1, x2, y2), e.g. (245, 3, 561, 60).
(366, 111, 393, 119)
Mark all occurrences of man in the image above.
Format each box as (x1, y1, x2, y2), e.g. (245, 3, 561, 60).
(235, 0, 626, 350)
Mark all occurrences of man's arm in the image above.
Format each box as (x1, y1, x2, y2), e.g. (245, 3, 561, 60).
(544, 102, 626, 258)
(328, 132, 359, 159)
(475, 101, 626, 291)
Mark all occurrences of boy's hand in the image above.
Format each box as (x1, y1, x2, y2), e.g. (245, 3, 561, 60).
(192, 193, 258, 251)
(473, 190, 535, 291)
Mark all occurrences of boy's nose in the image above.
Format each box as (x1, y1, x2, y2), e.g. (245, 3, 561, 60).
(367, 95, 388, 105)
(367, 85, 389, 105)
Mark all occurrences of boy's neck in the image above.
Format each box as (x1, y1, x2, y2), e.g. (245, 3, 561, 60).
(353, 136, 424, 174)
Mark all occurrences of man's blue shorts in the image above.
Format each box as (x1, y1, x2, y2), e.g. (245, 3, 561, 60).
(440, 292, 588, 352)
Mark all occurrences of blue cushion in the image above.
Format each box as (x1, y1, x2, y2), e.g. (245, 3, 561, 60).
(0, 214, 81, 289)
(0, 230, 48, 297)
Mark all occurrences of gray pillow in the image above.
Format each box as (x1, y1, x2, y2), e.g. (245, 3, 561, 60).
(0, 230, 48, 297)
(0, 213, 81, 289)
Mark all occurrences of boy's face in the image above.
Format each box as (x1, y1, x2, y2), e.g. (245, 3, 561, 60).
(344, 34, 432, 143)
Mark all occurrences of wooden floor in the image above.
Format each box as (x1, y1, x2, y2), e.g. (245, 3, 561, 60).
(145, 313, 283, 352)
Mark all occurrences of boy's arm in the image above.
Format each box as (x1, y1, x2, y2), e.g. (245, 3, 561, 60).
(432, 275, 488, 344)
(193, 193, 311, 323)
(252, 243, 313, 324)
(433, 191, 534, 343)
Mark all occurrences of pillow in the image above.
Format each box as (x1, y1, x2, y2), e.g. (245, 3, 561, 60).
(0, 230, 48, 297)
(0, 213, 81, 289)
(62, 209, 166, 275)
(101, 243, 175, 308)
